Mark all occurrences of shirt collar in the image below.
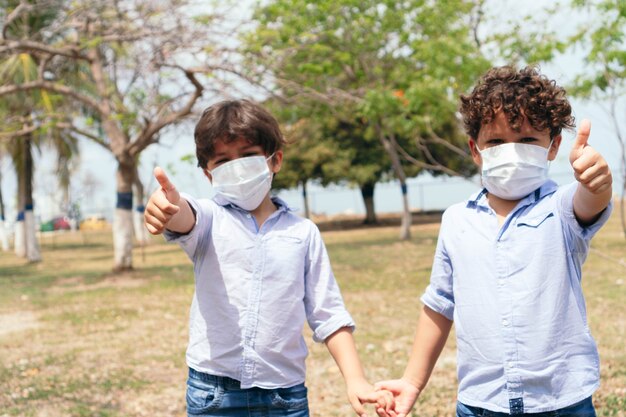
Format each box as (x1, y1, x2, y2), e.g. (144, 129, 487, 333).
(466, 179, 559, 210)
(213, 194, 295, 213)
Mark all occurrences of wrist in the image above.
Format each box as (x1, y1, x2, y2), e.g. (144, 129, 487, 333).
(400, 374, 424, 393)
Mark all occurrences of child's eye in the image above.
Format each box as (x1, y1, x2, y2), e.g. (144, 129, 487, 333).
(520, 137, 538, 143)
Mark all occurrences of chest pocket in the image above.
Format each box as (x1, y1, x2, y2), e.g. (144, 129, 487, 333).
(265, 234, 307, 281)
(517, 211, 554, 228)
(506, 211, 557, 276)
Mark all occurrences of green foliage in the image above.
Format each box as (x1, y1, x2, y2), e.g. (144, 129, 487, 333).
(564, 4, 625, 117)
(244, 0, 488, 195)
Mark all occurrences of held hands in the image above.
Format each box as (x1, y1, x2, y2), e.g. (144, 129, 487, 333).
(144, 167, 182, 235)
(346, 377, 395, 417)
(374, 378, 421, 417)
(569, 119, 612, 195)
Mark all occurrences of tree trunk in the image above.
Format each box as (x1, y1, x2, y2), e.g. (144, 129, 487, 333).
(301, 180, 311, 219)
(133, 171, 150, 244)
(113, 160, 135, 272)
(360, 182, 377, 224)
(14, 173, 26, 258)
(377, 127, 411, 240)
(0, 166, 9, 251)
(619, 175, 626, 238)
(14, 136, 41, 261)
(24, 136, 41, 262)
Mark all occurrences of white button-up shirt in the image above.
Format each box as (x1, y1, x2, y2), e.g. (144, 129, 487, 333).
(165, 194, 354, 389)
(422, 181, 612, 413)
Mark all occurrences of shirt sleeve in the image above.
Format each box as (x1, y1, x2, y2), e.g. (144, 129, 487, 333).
(303, 223, 355, 343)
(163, 193, 213, 262)
(557, 181, 613, 242)
(555, 182, 613, 281)
(420, 210, 455, 321)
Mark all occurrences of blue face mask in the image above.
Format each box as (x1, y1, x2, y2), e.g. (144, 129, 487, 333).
(209, 155, 274, 210)
(478, 142, 551, 200)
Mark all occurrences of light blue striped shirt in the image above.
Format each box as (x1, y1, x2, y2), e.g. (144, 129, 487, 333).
(422, 180, 612, 413)
(165, 194, 355, 389)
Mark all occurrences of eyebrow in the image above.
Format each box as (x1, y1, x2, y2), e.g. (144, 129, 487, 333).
(212, 144, 263, 158)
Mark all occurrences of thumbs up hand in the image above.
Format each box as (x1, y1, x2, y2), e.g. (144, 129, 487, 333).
(144, 167, 184, 235)
(569, 119, 612, 195)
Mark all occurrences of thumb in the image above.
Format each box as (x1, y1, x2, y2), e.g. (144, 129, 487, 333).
(154, 166, 177, 193)
(572, 119, 591, 152)
(349, 395, 367, 417)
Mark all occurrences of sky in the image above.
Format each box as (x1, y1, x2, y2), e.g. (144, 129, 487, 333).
(0, 0, 624, 222)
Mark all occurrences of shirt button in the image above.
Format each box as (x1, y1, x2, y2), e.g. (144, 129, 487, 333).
(502, 319, 510, 326)
(246, 214, 251, 218)
(506, 362, 514, 368)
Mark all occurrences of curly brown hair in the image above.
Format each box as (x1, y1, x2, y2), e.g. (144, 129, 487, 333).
(459, 66, 575, 139)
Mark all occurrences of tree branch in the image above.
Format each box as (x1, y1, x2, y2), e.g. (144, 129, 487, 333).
(0, 39, 90, 61)
(56, 122, 110, 150)
(1, 1, 33, 40)
(0, 81, 102, 112)
(127, 69, 204, 156)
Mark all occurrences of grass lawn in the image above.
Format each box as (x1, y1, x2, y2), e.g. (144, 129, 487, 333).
(0, 209, 624, 417)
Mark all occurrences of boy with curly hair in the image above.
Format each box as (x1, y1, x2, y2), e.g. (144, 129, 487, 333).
(376, 66, 613, 417)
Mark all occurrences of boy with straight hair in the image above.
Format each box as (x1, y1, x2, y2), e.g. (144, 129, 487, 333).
(144, 99, 392, 417)
(376, 66, 613, 417)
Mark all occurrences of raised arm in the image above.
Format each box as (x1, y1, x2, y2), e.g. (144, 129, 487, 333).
(569, 120, 613, 225)
(144, 166, 195, 234)
(375, 306, 452, 417)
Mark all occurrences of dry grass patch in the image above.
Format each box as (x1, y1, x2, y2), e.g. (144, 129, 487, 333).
(0, 210, 624, 417)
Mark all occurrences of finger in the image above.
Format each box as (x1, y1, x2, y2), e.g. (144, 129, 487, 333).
(146, 202, 177, 223)
(154, 199, 181, 217)
(349, 396, 366, 417)
(151, 192, 181, 215)
(576, 157, 609, 184)
(573, 119, 591, 151)
(144, 214, 165, 234)
(376, 407, 391, 417)
(583, 174, 613, 194)
(145, 222, 162, 235)
(154, 166, 176, 192)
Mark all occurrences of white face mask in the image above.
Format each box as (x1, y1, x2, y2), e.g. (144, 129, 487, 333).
(209, 155, 274, 210)
(478, 142, 551, 200)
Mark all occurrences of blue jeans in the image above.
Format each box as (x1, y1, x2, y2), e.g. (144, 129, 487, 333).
(456, 397, 596, 417)
(186, 368, 309, 417)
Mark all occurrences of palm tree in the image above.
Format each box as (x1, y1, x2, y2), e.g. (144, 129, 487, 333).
(0, 0, 77, 261)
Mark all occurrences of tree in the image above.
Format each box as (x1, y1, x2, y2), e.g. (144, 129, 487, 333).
(0, 0, 241, 270)
(567, 0, 626, 237)
(271, 112, 352, 219)
(0, 1, 66, 262)
(0, 155, 8, 251)
(244, 0, 488, 239)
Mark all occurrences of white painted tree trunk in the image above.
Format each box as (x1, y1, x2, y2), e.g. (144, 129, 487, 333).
(14, 217, 25, 257)
(133, 208, 150, 244)
(25, 210, 41, 262)
(399, 190, 411, 241)
(113, 208, 134, 271)
(0, 220, 10, 252)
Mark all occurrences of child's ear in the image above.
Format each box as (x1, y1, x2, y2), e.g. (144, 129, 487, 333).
(269, 150, 283, 173)
(548, 135, 562, 161)
(469, 138, 481, 166)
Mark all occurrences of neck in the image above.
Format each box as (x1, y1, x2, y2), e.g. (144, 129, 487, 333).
(250, 194, 278, 227)
(487, 193, 521, 225)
